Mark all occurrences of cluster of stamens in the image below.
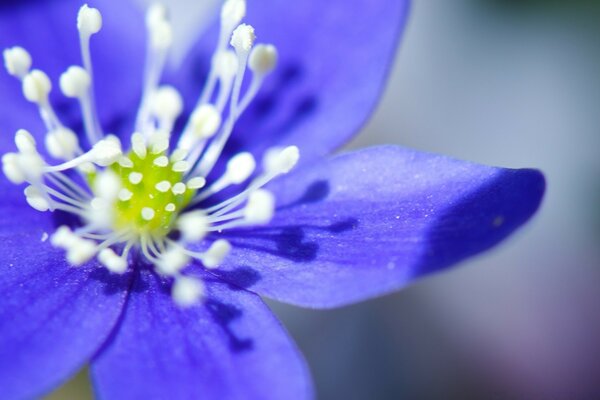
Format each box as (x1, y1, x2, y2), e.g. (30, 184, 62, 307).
(1, 0, 299, 305)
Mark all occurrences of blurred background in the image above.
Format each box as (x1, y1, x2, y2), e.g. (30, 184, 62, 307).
(48, 0, 600, 399)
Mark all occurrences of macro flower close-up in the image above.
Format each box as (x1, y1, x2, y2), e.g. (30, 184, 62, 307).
(0, 0, 546, 399)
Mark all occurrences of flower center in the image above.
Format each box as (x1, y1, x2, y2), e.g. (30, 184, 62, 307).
(1, 0, 299, 306)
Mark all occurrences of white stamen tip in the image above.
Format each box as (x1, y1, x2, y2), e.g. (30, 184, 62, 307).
(172, 182, 186, 195)
(152, 85, 183, 121)
(24, 185, 50, 212)
(118, 188, 133, 201)
(249, 44, 278, 75)
(203, 239, 231, 268)
(187, 177, 206, 190)
(2, 153, 25, 184)
(244, 189, 275, 224)
(46, 128, 79, 160)
(141, 207, 155, 221)
(190, 105, 221, 140)
(147, 5, 172, 50)
(67, 239, 97, 266)
(165, 203, 176, 212)
(91, 137, 122, 166)
(94, 170, 121, 200)
(15, 129, 37, 154)
(230, 24, 256, 53)
(78, 4, 103, 36)
(221, 0, 246, 26)
(172, 276, 205, 307)
(129, 172, 143, 185)
(59, 66, 91, 98)
(118, 157, 134, 168)
(265, 145, 300, 174)
(225, 152, 255, 184)
(177, 210, 209, 242)
(3, 46, 32, 78)
(172, 160, 190, 173)
(155, 180, 171, 192)
(131, 132, 147, 159)
(156, 246, 189, 275)
(99, 248, 128, 274)
(22, 70, 51, 104)
(153, 156, 169, 167)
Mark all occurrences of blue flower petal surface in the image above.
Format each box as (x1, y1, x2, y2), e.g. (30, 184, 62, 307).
(0, 0, 145, 141)
(0, 178, 132, 400)
(212, 146, 545, 308)
(174, 0, 411, 165)
(91, 269, 313, 400)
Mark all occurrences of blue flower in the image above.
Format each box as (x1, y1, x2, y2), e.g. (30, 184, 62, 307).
(0, 0, 544, 399)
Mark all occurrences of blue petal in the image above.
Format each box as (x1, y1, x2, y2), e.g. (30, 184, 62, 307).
(0, 0, 145, 143)
(91, 270, 313, 400)
(172, 0, 411, 164)
(211, 146, 545, 308)
(0, 178, 132, 399)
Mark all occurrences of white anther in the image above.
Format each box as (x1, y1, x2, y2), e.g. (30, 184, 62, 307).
(170, 148, 187, 162)
(190, 105, 221, 139)
(249, 44, 278, 75)
(172, 160, 189, 172)
(17, 152, 45, 181)
(46, 128, 79, 160)
(150, 132, 170, 154)
(155, 180, 171, 192)
(146, 3, 168, 29)
(2, 153, 25, 184)
(59, 66, 91, 98)
(264, 145, 300, 174)
(187, 177, 206, 190)
(156, 246, 189, 276)
(129, 172, 143, 185)
(213, 50, 238, 79)
(153, 156, 169, 167)
(66, 238, 97, 266)
(118, 157, 134, 168)
(51, 226, 75, 248)
(225, 152, 255, 184)
(141, 207, 155, 221)
(172, 182, 186, 195)
(244, 189, 275, 223)
(94, 170, 121, 200)
(91, 137, 122, 166)
(3, 47, 32, 78)
(165, 203, 176, 212)
(24, 185, 50, 212)
(77, 4, 103, 36)
(172, 276, 204, 307)
(150, 19, 172, 50)
(98, 248, 128, 274)
(230, 24, 256, 53)
(118, 188, 133, 201)
(152, 86, 183, 121)
(78, 162, 96, 175)
(22, 70, 51, 104)
(15, 129, 37, 154)
(203, 239, 231, 268)
(221, 0, 246, 26)
(177, 210, 209, 242)
(131, 132, 147, 159)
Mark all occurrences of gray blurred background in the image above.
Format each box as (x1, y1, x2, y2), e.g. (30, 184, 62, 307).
(48, 0, 600, 399)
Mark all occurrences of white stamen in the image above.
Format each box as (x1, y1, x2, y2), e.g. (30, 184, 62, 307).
(177, 210, 209, 242)
(98, 248, 128, 274)
(118, 157, 134, 168)
(24, 185, 50, 212)
(165, 203, 176, 212)
(225, 152, 255, 184)
(22, 70, 51, 104)
(172, 182, 186, 195)
(244, 189, 275, 223)
(90, 137, 122, 166)
(141, 207, 155, 221)
(77, 5, 103, 37)
(131, 132, 147, 159)
(129, 172, 143, 185)
(172, 276, 204, 307)
(249, 44, 278, 75)
(153, 156, 169, 167)
(231, 24, 256, 53)
(156, 246, 189, 275)
(155, 180, 171, 192)
(59, 66, 91, 98)
(265, 145, 300, 174)
(203, 239, 231, 268)
(151, 85, 183, 122)
(118, 188, 133, 201)
(3, 46, 32, 78)
(187, 177, 206, 190)
(94, 170, 121, 200)
(45, 128, 79, 160)
(172, 160, 190, 172)
(221, 0, 246, 27)
(15, 129, 37, 154)
(2, 153, 26, 184)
